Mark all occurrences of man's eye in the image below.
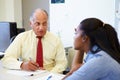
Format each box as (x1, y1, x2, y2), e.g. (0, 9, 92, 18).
(43, 22, 47, 26)
(35, 22, 40, 26)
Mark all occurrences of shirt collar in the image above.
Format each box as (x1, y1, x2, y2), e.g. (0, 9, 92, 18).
(84, 45, 101, 62)
(32, 30, 49, 39)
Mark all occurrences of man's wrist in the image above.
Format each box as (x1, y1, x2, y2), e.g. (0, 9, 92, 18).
(20, 62, 24, 70)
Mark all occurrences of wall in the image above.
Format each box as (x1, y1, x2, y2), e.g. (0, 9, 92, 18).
(0, 0, 6, 21)
(50, 0, 115, 47)
(14, 0, 22, 28)
(0, 0, 22, 28)
(5, 0, 15, 21)
(115, 0, 120, 40)
(22, 0, 49, 30)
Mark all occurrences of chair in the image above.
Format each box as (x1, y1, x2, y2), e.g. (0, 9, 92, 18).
(0, 22, 25, 59)
(0, 22, 17, 52)
(66, 47, 86, 70)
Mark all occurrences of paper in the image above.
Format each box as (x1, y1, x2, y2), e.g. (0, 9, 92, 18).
(7, 70, 47, 76)
(34, 73, 65, 80)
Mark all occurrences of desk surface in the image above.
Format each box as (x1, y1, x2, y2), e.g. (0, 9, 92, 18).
(0, 61, 65, 80)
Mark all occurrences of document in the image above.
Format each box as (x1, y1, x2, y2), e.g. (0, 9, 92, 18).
(7, 69, 65, 80)
(34, 73, 65, 80)
(7, 69, 47, 76)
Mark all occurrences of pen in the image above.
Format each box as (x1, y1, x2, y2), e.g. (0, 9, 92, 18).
(30, 74, 34, 76)
(29, 57, 32, 61)
(46, 75, 52, 80)
(29, 57, 39, 68)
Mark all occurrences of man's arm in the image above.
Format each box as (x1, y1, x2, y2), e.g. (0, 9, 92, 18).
(1, 34, 23, 69)
(50, 39, 68, 73)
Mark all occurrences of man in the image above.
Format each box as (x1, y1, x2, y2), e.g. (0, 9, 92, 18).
(2, 8, 67, 73)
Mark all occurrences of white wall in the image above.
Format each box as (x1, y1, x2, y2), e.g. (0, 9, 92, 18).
(0, 0, 22, 28)
(115, 0, 120, 41)
(14, 0, 22, 28)
(50, 0, 115, 47)
(5, 0, 15, 21)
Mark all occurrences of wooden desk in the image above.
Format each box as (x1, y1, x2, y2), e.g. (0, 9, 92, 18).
(0, 61, 65, 80)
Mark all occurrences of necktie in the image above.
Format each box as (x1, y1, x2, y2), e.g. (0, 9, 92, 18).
(36, 37, 43, 67)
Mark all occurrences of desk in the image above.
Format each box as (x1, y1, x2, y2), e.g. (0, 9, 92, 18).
(0, 61, 65, 80)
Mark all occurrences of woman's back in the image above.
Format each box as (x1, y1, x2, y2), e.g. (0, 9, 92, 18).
(65, 49, 120, 80)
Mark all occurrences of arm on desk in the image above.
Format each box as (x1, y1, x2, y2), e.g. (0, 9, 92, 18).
(62, 50, 84, 80)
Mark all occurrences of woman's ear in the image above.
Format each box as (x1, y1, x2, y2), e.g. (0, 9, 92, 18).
(82, 35, 88, 42)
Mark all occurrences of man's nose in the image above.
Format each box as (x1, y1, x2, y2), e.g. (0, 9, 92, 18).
(38, 25, 44, 30)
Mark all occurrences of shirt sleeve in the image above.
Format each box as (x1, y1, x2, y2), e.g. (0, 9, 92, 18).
(1, 33, 23, 69)
(65, 55, 108, 80)
(50, 38, 68, 73)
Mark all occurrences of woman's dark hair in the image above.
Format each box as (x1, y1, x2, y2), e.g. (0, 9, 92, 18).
(79, 18, 120, 63)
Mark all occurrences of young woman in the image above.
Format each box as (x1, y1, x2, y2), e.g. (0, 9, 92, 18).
(63, 18, 120, 80)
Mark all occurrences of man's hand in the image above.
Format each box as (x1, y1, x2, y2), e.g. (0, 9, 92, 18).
(20, 60, 40, 71)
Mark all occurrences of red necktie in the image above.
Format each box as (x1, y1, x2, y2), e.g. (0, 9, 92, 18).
(36, 37, 43, 67)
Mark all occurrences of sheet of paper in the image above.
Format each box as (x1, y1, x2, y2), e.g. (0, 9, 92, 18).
(7, 70, 47, 76)
(34, 73, 65, 80)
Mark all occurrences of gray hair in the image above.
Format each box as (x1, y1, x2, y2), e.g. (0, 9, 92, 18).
(29, 9, 48, 22)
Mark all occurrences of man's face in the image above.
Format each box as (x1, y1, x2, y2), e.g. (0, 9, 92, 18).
(30, 10, 48, 37)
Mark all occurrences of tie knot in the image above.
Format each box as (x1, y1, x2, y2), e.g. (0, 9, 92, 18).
(36, 36, 42, 39)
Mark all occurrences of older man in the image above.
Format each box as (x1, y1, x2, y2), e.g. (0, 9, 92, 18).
(2, 8, 67, 73)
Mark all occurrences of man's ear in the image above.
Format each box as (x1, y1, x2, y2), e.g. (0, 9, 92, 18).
(30, 21, 33, 28)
